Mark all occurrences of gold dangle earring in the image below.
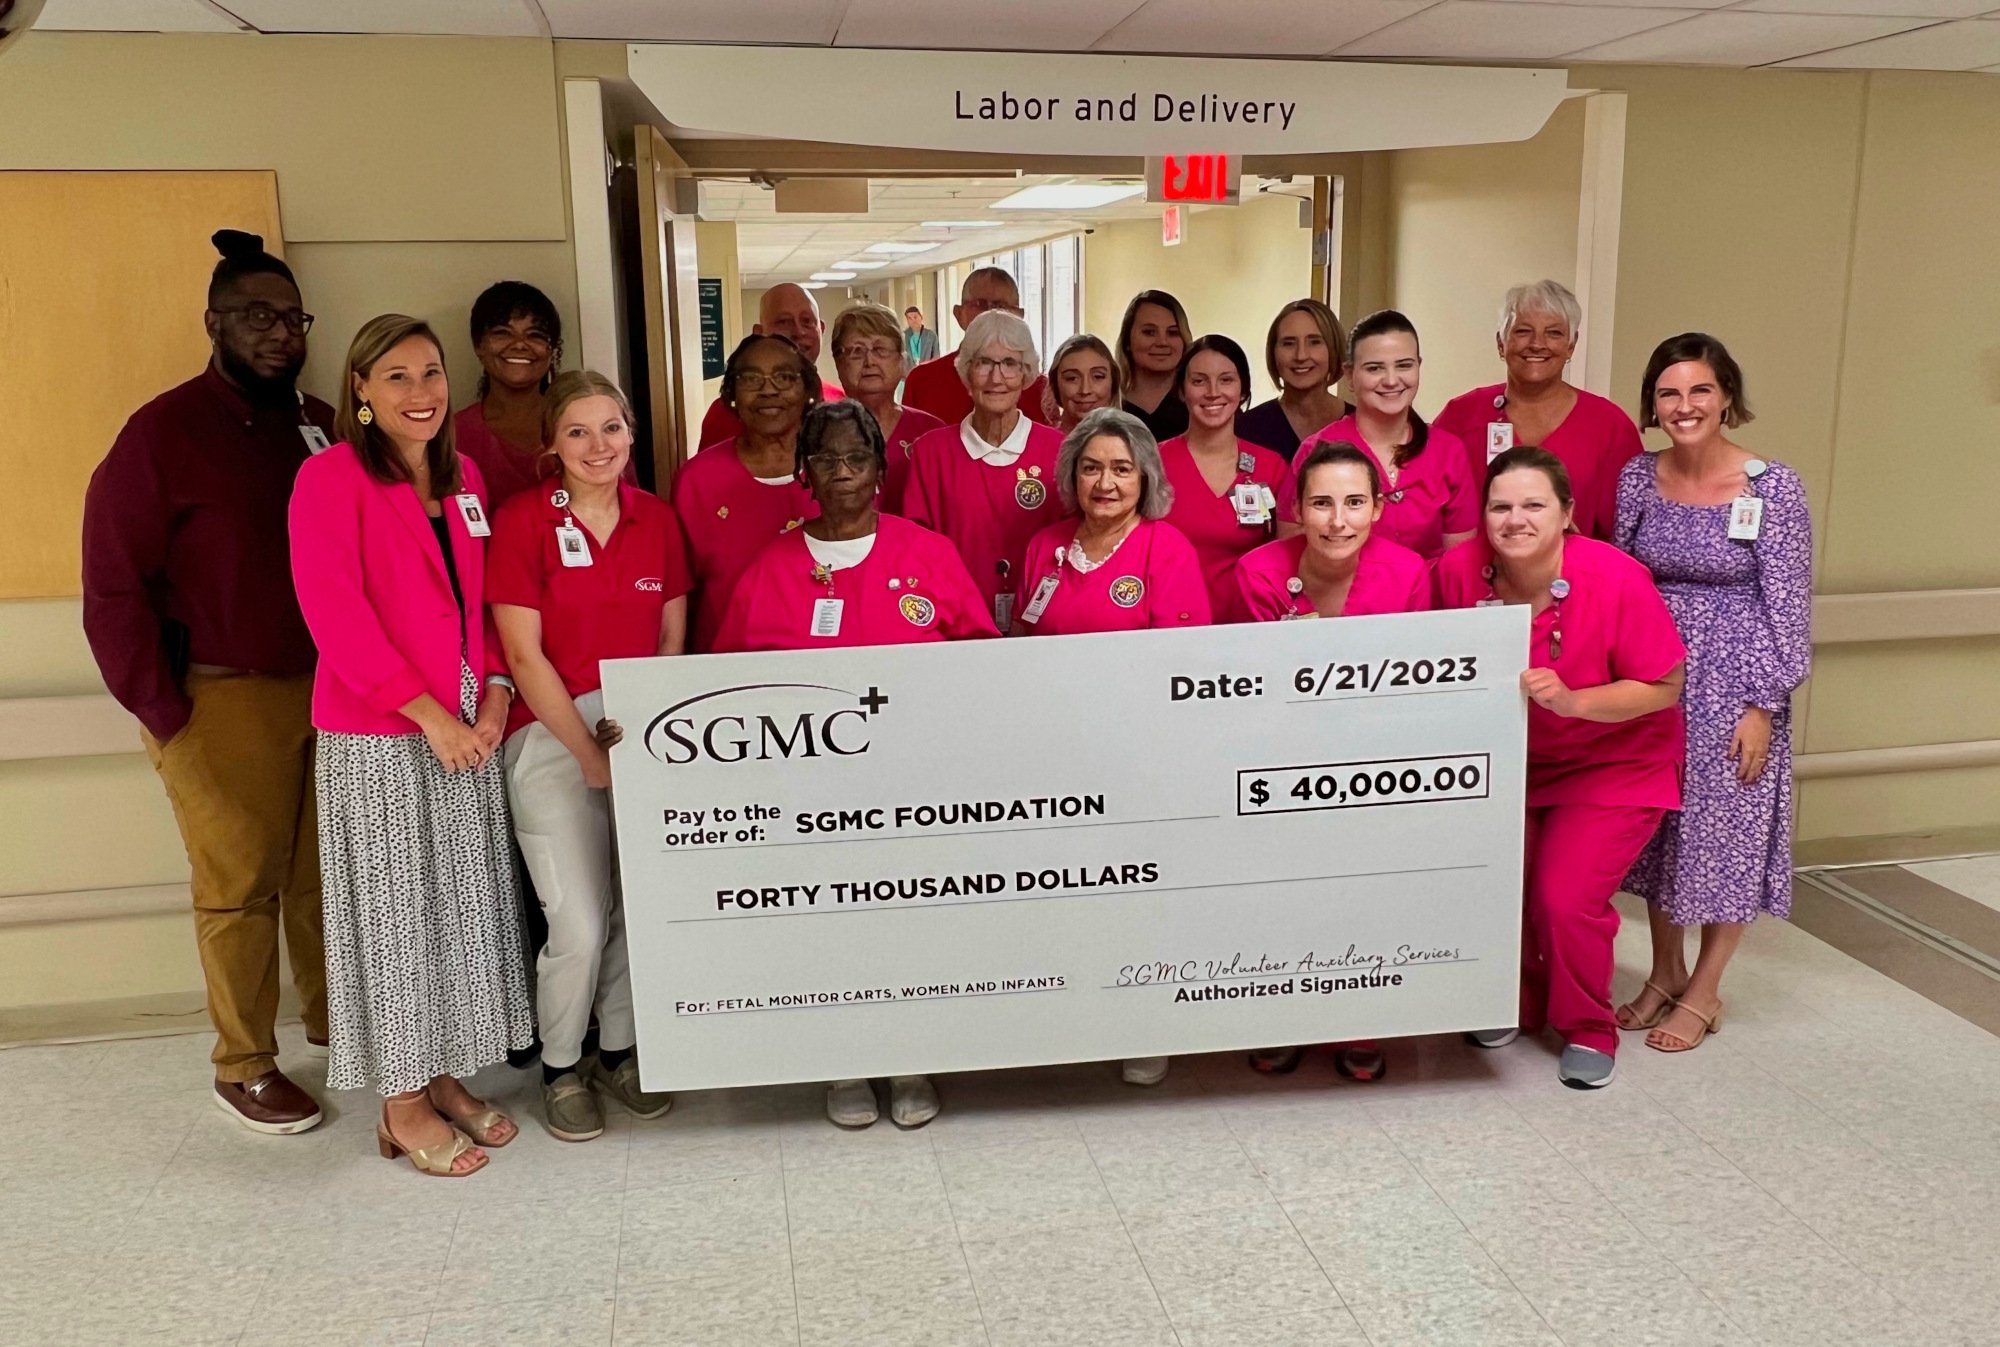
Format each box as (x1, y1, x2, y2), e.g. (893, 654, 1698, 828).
(357, 403, 374, 426)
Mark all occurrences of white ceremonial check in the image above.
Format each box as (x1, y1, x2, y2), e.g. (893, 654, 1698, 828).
(602, 605, 1529, 1091)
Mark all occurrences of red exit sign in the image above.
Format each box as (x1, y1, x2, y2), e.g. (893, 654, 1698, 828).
(1145, 154, 1241, 205)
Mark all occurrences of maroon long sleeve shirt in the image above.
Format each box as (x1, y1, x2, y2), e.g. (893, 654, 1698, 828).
(82, 366, 334, 742)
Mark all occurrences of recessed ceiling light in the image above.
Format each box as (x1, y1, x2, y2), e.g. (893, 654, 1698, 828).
(864, 241, 943, 255)
(921, 220, 1004, 229)
(989, 183, 1144, 211)
(834, 259, 891, 270)
(810, 271, 858, 282)
(801, 282, 827, 290)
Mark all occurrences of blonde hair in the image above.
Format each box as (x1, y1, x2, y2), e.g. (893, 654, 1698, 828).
(337, 314, 460, 494)
(541, 369, 636, 449)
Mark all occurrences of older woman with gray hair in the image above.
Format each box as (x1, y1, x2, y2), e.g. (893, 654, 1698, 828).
(1434, 279, 1643, 539)
(830, 302, 944, 508)
(900, 309, 1068, 631)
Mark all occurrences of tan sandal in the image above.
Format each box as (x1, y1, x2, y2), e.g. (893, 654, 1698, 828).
(1647, 1000, 1723, 1053)
(1615, 979, 1680, 1031)
(376, 1113, 488, 1177)
(426, 1084, 517, 1147)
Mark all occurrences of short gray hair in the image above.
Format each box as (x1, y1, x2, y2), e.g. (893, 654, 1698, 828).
(1056, 407, 1173, 520)
(1497, 280, 1582, 342)
(954, 310, 1040, 387)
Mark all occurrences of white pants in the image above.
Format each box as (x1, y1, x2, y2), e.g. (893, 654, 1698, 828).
(504, 689, 635, 1069)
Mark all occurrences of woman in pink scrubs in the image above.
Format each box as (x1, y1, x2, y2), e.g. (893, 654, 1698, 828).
(1435, 447, 1687, 1089)
(1234, 442, 1427, 1081)
(671, 335, 822, 651)
(717, 402, 995, 1128)
(1157, 335, 1292, 617)
(1433, 281, 1642, 541)
(455, 281, 563, 511)
(830, 303, 942, 510)
(900, 311, 1068, 633)
(1289, 310, 1477, 560)
(1042, 334, 1121, 433)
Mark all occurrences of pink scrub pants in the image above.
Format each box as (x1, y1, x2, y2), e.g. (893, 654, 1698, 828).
(1520, 804, 1666, 1055)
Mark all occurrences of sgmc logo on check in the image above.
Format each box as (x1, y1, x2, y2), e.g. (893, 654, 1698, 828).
(642, 683, 890, 765)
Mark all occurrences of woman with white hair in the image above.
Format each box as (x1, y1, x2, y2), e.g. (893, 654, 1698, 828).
(1434, 280, 1642, 540)
(830, 303, 943, 509)
(901, 310, 1068, 631)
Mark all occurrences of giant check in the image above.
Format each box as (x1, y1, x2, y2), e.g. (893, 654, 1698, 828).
(603, 605, 1528, 1091)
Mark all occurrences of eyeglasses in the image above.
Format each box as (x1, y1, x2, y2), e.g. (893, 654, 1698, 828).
(971, 356, 1029, 380)
(215, 304, 314, 334)
(804, 451, 876, 475)
(836, 342, 901, 363)
(735, 369, 803, 392)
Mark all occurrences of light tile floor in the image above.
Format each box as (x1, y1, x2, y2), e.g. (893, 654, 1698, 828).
(1907, 855, 2000, 914)
(4, 890, 1999, 1347)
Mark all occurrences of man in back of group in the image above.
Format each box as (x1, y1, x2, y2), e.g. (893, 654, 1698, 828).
(901, 267, 1051, 426)
(903, 305, 939, 366)
(82, 230, 331, 1135)
(698, 282, 844, 448)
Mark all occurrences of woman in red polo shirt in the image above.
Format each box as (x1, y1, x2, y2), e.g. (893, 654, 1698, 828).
(489, 371, 692, 1142)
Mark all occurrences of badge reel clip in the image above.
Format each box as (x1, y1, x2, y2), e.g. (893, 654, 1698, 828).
(550, 489, 592, 567)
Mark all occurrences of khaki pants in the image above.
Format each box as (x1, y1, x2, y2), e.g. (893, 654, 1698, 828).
(143, 672, 328, 1083)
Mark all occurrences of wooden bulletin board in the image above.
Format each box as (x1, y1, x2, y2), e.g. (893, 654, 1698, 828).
(0, 171, 284, 598)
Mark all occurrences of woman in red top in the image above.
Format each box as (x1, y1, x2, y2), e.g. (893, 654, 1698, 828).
(718, 403, 991, 1130)
(830, 303, 943, 509)
(454, 281, 563, 510)
(1233, 442, 1427, 1081)
(1288, 310, 1477, 559)
(1434, 447, 1687, 1089)
(1432, 281, 1642, 540)
(489, 371, 691, 1143)
(1157, 334, 1291, 616)
(672, 334, 823, 651)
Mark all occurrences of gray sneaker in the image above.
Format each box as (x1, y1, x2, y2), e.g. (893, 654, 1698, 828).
(589, 1056, 674, 1120)
(1558, 1044, 1617, 1090)
(544, 1071, 605, 1142)
(1466, 1027, 1521, 1049)
(887, 1075, 940, 1129)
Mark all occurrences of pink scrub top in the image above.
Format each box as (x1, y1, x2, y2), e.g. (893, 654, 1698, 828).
(1231, 533, 1430, 624)
(877, 405, 946, 512)
(712, 514, 997, 652)
(1286, 416, 1478, 560)
(1012, 517, 1211, 635)
(1158, 435, 1293, 618)
(899, 418, 1068, 622)
(1434, 535, 1687, 809)
(454, 403, 546, 512)
(669, 439, 818, 651)
(1433, 385, 1643, 542)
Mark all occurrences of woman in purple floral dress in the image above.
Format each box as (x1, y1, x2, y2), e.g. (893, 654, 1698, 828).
(1613, 333, 1813, 1052)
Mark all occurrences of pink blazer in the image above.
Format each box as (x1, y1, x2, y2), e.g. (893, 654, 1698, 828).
(289, 442, 495, 736)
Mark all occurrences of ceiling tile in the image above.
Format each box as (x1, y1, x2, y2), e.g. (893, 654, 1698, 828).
(834, 0, 1149, 50)
(36, 0, 243, 31)
(1740, 0, 1992, 17)
(1093, 0, 1429, 55)
(1566, 11, 1927, 62)
(1776, 17, 2000, 67)
(218, 0, 544, 34)
(1336, 1, 1697, 59)
(539, 0, 847, 43)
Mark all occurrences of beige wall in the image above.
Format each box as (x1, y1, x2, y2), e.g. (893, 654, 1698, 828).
(1084, 195, 1315, 404)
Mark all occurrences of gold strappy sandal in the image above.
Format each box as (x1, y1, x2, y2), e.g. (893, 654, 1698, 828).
(426, 1084, 517, 1147)
(1648, 1000, 1723, 1053)
(376, 1113, 488, 1177)
(1615, 979, 1680, 1031)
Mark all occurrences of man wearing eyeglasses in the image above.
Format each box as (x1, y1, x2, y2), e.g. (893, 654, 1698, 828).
(901, 267, 1052, 427)
(696, 282, 844, 449)
(81, 230, 332, 1136)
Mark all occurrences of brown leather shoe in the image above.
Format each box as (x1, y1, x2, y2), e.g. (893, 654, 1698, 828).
(214, 1069, 323, 1135)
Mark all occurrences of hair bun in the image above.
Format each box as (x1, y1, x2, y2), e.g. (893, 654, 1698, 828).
(212, 229, 266, 259)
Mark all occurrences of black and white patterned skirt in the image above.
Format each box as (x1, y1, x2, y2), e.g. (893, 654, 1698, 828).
(316, 663, 536, 1096)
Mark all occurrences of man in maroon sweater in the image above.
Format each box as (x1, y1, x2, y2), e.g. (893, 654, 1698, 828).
(82, 232, 330, 1133)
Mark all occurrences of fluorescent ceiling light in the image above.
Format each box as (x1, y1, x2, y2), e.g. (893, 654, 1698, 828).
(834, 259, 891, 270)
(810, 271, 858, 281)
(921, 220, 1004, 229)
(990, 183, 1144, 211)
(864, 241, 943, 255)
(801, 281, 828, 290)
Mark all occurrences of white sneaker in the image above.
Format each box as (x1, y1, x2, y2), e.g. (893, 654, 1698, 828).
(1121, 1056, 1170, 1086)
(826, 1077, 879, 1128)
(888, 1075, 940, 1128)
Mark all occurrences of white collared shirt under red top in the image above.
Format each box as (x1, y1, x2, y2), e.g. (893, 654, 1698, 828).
(898, 413, 1068, 620)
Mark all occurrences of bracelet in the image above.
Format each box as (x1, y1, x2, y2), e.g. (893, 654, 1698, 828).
(485, 674, 516, 694)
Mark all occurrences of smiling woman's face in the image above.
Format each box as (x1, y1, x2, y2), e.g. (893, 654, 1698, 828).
(475, 311, 554, 392)
(354, 334, 449, 448)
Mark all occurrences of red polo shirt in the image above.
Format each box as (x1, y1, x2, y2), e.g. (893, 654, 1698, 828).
(900, 353, 1050, 427)
(486, 480, 693, 738)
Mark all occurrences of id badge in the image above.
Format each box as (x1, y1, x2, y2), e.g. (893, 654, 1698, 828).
(1231, 483, 1267, 526)
(299, 425, 332, 455)
(993, 591, 1015, 632)
(454, 493, 491, 538)
(1476, 597, 1506, 608)
(810, 597, 844, 638)
(1486, 422, 1514, 461)
(555, 524, 592, 568)
(1727, 496, 1764, 541)
(1020, 573, 1060, 625)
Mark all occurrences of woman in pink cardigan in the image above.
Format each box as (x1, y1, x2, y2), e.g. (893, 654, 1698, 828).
(290, 315, 534, 1178)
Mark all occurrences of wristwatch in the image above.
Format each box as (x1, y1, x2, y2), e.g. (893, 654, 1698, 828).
(485, 674, 516, 694)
